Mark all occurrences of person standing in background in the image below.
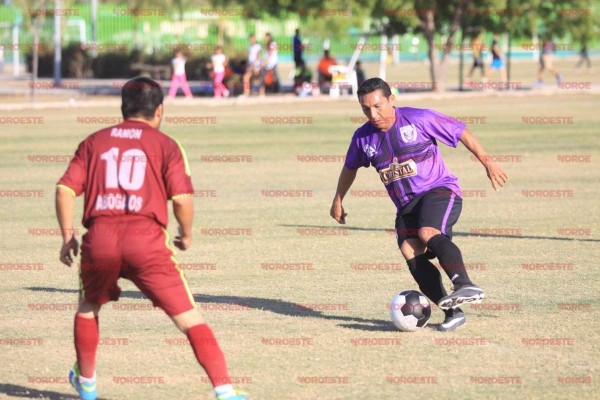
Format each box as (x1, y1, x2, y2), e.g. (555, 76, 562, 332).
(293, 28, 304, 68)
(489, 34, 507, 87)
(355, 60, 366, 87)
(468, 31, 486, 83)
(575, 43, 593, 73)
(168, 50, 193, 99)
(210, 45, 229, 98)
(0, 45, 5, 74)
(318, 50, 337, 91)
(259, 33, 279, 95)
(242, 34, 262, 96)
(536, 39, 563, 86)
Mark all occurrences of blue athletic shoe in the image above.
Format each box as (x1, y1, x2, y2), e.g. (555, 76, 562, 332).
(216, 389, 249, 400)
(69, 363, 97, 400)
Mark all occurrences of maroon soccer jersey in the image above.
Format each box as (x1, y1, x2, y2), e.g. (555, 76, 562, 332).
(58, 119, 193, 228)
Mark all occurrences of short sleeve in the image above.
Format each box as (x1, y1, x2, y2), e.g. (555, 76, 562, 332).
(416, 109, 465, 148)
(164, 139, 194, 199)
(344, 131, 370, 170)
(57, 140, 88, 196)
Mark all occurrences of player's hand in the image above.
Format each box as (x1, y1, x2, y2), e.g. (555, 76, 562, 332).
(485, 161, 509, 191)
(59, 236, 79, 267)
(174, 235, 191, 251)
(330, 199, 348, 224)
(174, 227, 192, 251)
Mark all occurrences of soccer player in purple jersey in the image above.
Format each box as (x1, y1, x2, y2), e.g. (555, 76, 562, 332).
(330, 78, 508, 331)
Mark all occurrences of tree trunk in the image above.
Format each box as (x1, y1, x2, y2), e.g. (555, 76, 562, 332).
(420, 0, 470, 92)
(420, 9, 439, 91)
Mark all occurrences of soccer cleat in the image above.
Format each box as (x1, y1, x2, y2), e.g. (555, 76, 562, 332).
(437, 285, 485, 310)
(69, 363, 97, 400)
(216, 390, 249, 400)
(438, 309, 466, 332)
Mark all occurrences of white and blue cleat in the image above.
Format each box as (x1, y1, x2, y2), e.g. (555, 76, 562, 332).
(216, 389, 249, 400)
(69, 363, 97, 400)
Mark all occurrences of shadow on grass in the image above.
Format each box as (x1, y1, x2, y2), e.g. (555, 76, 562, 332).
(279, 224, 600, 242)
(26, 286, 393, 331)
(337, 321, 399, 332)
(0, 383, 107, 399)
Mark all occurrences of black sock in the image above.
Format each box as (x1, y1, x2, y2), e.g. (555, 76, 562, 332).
(406, 254, 448, 305)
(426, 234, 473, 288)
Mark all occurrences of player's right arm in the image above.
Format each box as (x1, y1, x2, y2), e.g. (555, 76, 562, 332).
(55, 186, 79, 266)
(330, 166, 358, 224)
(56, 140, 88, 266)
(163, 137, 195, 250)
(332, 129, 370, 224)
(172, 195, 193, 251)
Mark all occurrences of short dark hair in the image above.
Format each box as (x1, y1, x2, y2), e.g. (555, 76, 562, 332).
(121, 77, 164, 120)
(357, 77, 392, 99)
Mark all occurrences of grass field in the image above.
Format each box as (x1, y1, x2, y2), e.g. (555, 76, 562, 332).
(0, 88, 599, 399)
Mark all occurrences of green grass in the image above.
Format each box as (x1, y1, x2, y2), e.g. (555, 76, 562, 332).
(0, 91, 598, 399)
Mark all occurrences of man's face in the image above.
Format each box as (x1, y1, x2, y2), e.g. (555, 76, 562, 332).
(359, 89, 396, 131)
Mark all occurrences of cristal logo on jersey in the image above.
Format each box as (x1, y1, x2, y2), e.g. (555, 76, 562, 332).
(399, 124, 418, 143)
(363, 144, 377, 158)
(379, 157, 418, 185)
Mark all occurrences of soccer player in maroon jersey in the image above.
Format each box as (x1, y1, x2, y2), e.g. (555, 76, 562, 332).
(56, 77, 248, 400)
(331, 78, 508, 331)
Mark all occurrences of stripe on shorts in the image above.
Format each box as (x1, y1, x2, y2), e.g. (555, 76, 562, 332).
(440, 192, 456, 235)
(162, 228, 196, 308)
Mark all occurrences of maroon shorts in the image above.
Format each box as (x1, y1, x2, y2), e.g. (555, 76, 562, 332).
(80, 216, 195, 316)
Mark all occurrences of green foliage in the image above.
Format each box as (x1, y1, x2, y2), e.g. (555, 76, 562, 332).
(25, 42, 92, 78)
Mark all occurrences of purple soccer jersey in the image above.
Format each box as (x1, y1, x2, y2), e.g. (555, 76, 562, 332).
(344, 107, 465, 212)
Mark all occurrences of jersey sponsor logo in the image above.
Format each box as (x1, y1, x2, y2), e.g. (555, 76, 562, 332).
(399, 124, 418, 143)
(110, 128, 143, 139)
(378, 158, 417, 185)
(363, 144, 377, 158)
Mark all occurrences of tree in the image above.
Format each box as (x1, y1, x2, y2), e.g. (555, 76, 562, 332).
(537, 0, 600, 48)
(415, 0, 472, 91)
(371, 0, 472, 91)
(567, 1, 600, 50)
(12, 0, 49, 100)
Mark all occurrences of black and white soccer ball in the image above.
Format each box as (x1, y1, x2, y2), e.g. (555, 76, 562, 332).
(389, 290, 431, 332)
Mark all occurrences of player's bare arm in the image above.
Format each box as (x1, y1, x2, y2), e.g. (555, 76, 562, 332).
(55, 186, 79, 266)
(330, 166, 358, 224)
(173, 195, 194, 250)
(459, 128, 509, 191)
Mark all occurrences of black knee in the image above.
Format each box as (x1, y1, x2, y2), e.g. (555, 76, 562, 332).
(426, 234, 459, 258)
(406, 254, 442, 280)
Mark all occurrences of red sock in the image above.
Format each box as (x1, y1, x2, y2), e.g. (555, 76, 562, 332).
(187, 324, 231, 387)
(74, 315, 99, 378)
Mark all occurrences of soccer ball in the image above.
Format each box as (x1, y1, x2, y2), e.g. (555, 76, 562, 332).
(389, 290, 431, 332)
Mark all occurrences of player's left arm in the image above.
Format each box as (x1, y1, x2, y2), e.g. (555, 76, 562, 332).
(459, 128, 508, 191)
(55, 186, 79, 266)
